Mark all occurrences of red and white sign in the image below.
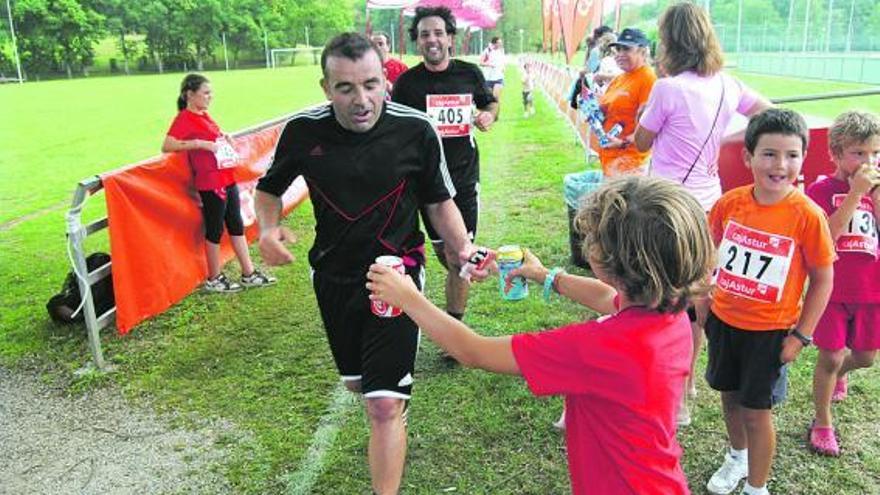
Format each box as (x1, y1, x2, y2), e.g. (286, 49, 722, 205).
(426, 94, 473, 138)
(215, 140, 241, 169)
(833, 194, 878, 258)
(715, 220, 795, 303)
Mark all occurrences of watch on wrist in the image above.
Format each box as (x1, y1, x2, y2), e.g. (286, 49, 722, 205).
(789, 328, 813, 347)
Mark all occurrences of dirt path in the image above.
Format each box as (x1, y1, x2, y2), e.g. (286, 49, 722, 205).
(0, 366, 234, 495)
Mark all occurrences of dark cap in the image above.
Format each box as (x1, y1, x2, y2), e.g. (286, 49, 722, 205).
(610, 28, 649, 48)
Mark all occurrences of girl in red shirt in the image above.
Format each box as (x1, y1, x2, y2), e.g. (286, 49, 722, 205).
(367, 176, 714, 494)
(162, 73, 275, 292)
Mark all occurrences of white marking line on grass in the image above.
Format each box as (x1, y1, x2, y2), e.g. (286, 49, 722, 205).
(0, 200, 68, 231)
(285, 383, 357, 495)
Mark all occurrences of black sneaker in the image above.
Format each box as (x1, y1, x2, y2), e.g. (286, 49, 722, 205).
(241, 269, 277, 288)
(204, 273, 243, 293)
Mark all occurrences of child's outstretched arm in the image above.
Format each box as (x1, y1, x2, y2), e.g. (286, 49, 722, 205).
(782, 264, 833, 363)
(508, 249, 617, 314)
(367, 264, 520, 375)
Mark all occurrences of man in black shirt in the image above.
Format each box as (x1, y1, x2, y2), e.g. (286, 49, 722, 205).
(255, 33, 483, 495)
(392, 6, 498, 340)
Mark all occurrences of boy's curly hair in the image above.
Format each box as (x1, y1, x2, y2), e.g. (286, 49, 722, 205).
(575, 176, 715, 313)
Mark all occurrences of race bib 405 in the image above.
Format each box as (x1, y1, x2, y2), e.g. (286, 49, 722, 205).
(426, 94, 473, 138)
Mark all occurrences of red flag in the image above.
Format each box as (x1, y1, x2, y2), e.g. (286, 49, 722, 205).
(558, 0, 602, 63)
(614, 0, 622, 31)
(542, 0, 553, 52)
(551, 0, 562, 55)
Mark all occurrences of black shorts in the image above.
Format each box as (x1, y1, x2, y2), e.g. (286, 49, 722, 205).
(704, 311, 789, 409)
(522, 91, 533, 106)
(198, 184, 244, 243)
(312, 266, 424, 399)
(423, 182, 479, 243)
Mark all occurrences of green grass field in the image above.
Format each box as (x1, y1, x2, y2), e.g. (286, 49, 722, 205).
(0, 66, 325, 225)
(1, 64, 879, 494)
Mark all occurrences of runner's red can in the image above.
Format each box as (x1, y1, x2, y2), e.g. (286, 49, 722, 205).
(372, 255, 405, 317)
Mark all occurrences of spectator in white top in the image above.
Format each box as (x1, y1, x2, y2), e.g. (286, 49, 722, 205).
(480, 36, 506, 107)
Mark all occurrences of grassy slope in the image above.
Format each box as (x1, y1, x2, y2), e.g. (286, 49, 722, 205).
(1, 63, 878, 493)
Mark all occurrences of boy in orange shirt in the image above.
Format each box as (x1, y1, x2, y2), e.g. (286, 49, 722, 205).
(701, 108, 835, 495)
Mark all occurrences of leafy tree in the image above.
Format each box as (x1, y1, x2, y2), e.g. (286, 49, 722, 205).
(219, 0, 268, 68)
(51, 0, 104, 76)
(494, 0, 543, 53)
(90, 0, 141, 74)
(13, 0, 103, 78)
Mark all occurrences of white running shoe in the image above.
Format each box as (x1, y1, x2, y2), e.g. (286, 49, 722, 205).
(553, 409, 566, 430)
(676, 402, 692, 427)
(707, 452, 748, 494)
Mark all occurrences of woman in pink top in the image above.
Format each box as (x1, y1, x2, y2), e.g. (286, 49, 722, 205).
(633, 3, 771, 427)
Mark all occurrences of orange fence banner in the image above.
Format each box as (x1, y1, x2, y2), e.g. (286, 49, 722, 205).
(101, 120, 308, 335)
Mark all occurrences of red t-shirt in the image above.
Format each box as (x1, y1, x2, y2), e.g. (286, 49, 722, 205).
(511, 306, 691, 495)
(384, 58, 408, 85)
(166, 109, 235, 191)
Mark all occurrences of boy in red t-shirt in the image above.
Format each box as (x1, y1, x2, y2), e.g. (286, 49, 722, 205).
(368, 176, 714, 495)
(701, 108, 835, 495)
(805, 111, 880, 456)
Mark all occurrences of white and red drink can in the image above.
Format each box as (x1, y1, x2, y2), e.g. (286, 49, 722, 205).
(371, 255, 405, 318)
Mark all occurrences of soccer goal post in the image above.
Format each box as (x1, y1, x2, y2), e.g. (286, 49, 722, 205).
(270, 47, 320, 68)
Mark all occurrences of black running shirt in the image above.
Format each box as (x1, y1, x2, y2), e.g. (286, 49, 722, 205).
(257, 102, 455, 278)
(392, 59, 496, 187)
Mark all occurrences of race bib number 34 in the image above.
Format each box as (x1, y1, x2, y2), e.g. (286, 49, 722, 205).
(832, 194, 877, 258)
(426, 94, 473, 138)
(716, 221, 795, 303)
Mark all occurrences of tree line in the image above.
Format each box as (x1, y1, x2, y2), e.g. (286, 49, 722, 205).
(0, 0, 353, 79)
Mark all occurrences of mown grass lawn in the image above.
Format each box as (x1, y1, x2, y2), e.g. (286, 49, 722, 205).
(1, 63, 878, 494)
(0, 66, 325, 225)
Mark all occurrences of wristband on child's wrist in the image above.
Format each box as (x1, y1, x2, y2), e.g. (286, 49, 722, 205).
(789, 328, 813, 347)
(543, 268, 565, 302)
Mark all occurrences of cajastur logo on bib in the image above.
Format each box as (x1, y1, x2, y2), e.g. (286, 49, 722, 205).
(832, 194, 878, 258)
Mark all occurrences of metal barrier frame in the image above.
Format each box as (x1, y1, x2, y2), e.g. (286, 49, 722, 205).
(66, 113, 297, 371)
(67, 175, 114, 370)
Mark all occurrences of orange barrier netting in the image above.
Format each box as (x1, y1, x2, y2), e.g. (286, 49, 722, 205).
(528, 58, 835, 191)
(101, 120, 307, 335)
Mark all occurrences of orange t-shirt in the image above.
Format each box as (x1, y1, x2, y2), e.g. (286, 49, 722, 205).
(598, 65, 656, 175)
(708, 186, 835, 331)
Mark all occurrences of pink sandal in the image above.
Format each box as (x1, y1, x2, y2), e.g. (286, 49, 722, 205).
(809, 421, 840, 457)
(831, 376, 848, 402)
